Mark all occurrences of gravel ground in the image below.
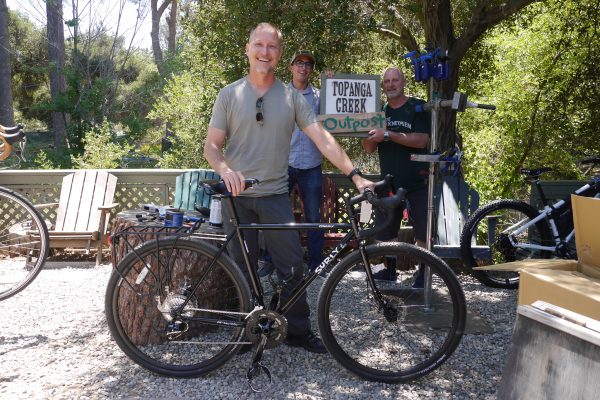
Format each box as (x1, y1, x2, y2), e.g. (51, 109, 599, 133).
(0, 263, 517, 399)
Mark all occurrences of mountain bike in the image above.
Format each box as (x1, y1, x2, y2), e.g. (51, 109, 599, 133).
(0, 123, 50, 300)
(460, 157, 600, 289)
(105, 177, 466, 390)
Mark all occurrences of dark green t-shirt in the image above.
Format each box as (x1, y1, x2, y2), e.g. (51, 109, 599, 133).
(378, 97, 431, 192)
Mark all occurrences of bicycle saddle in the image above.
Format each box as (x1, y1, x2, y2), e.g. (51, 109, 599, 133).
(519, 167, 552, 177)
(0, 128, 25, 144)
(581, 157, 600, 165)
(0, 123, 23, 135)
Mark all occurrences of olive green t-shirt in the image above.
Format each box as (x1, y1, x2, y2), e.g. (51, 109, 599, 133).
(209, 77, 317, 196)
(378, 97, 431, 192)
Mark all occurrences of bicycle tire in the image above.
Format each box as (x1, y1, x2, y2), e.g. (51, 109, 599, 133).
(460, 199, 553, 289)
(105, 236, 252, 377)
(317, 242, 466, 383)
(0, 186, 49, 301)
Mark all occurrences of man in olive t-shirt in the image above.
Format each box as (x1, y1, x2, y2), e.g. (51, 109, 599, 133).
(363, 67, 431, 282)
(204, 23, 374, 353)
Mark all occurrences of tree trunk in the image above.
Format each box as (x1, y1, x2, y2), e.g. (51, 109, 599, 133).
(151, 0, 175, 78)
(166, 0, 177, 55)
(0, 0, 15, 126)
(431, 54, 461, 152)
(46, 0, 67, 149)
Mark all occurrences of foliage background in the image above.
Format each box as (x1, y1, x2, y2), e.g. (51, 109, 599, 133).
(4, 0, 599, 202)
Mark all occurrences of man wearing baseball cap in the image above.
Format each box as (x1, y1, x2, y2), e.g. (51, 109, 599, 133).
(288, 50, 325, 274)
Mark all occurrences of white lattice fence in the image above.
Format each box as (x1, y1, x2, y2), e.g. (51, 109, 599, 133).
(0, 169, 368, 228)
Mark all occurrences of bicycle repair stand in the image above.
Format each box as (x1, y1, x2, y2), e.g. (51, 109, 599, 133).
(405, 49, 495, 301)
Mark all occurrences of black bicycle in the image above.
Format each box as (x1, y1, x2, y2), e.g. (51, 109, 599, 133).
(0, 123, 50, 300)
(460, 157, 600, 289)
(105, 177, 466, 388)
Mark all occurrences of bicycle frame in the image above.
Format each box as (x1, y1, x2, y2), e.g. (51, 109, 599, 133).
(188, 194, 379, 318)
(506, 177, 600, 253)
(151, 191, 403, 332)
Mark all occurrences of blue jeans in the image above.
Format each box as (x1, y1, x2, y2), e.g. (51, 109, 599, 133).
(262, 165, 324, 270)
(288, 165, 324, 269)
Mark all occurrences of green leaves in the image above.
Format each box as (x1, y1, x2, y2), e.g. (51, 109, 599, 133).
(460, 0, 600, 201)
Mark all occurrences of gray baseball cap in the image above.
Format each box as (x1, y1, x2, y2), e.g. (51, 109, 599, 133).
(290, 50, 315, 64)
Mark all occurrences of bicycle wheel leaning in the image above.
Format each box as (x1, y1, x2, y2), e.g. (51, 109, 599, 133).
(0, 187, 49, 301)
(460, 199, 553, 289)
(317, 242, 466, 383)
(105, 236, 252, 377)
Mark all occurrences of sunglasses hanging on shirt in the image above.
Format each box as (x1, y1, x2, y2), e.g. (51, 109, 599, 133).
(256, 97, 264, 126)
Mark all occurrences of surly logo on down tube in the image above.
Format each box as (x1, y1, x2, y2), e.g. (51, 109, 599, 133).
(316, 246, 342, 273)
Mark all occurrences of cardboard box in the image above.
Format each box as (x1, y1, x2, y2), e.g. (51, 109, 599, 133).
(478, 195, 600, 321)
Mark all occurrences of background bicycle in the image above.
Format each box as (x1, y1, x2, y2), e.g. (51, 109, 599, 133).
(105, 177, 466, 389)
(460, 157, 600, 289)
(0, 123, 50, 301)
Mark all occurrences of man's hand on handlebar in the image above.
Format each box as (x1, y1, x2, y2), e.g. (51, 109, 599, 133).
(352, 175, 375, 194)
(221, 170, 246, 196)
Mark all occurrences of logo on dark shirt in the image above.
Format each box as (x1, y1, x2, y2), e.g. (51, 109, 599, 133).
(386, 118, 412, 130)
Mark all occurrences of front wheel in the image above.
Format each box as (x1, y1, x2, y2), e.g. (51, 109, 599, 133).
(105, 236, 251, 377)
(0, 187, 49, 301)
(460, 199, 553, 289)
(317, 242, 466, 383)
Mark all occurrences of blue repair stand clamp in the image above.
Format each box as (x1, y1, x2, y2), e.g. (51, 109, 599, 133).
(404, 49, 495, 304)
(403, 48, 450, 259)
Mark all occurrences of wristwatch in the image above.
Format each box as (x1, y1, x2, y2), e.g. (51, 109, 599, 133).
(383, 131, 390, 141)
(347, 168, 363, 181)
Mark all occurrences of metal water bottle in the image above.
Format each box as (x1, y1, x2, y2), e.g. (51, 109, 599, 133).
(209, 197, 222, 227)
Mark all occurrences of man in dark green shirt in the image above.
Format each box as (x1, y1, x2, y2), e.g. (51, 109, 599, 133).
(362, 66, 431, 282)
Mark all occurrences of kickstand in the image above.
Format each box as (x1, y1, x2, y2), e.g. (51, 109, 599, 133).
(246, 335, 272, 392)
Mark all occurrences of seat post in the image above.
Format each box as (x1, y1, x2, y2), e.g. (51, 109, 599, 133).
(532, 178, 551, 208)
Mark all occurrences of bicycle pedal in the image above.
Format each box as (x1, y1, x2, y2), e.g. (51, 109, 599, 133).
(246, 361, 272, 393)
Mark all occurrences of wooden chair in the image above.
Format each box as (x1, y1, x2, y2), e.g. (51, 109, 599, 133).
(34, 170, 118, 265)
(432, 175, 480, 260)
(173, 170, 220, 211)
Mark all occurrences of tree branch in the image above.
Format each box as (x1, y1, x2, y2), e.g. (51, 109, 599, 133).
(374, 25, 420, 53)
(455, 0, 540, 61)
(158, 0, 172, 15)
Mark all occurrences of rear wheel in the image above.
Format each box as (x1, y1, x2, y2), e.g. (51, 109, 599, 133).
(105, 237, 251, 377)
(317, 242, 466, 383)
(460, 199, 553, 289)
(0, 187, 49, 301)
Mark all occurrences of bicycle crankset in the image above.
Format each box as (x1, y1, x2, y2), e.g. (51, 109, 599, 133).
(245, 309, 288, 349)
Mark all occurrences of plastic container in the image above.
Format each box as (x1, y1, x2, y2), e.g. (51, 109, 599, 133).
(164, 208, 184, 227)
(209, 197, 222, 227)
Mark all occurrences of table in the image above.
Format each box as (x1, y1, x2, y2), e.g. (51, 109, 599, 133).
(110, 209, 225, 266)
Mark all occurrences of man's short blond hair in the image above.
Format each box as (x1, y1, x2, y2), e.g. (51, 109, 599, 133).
(248, 23, 282, 44)
(383, 66, 405, 80)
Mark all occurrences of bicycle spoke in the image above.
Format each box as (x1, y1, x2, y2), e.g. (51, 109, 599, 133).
(0, 188, 49, 300)
(461, 200, 552, 289)
(319, 242, 465, 383)
(106, 237, 250, 377)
